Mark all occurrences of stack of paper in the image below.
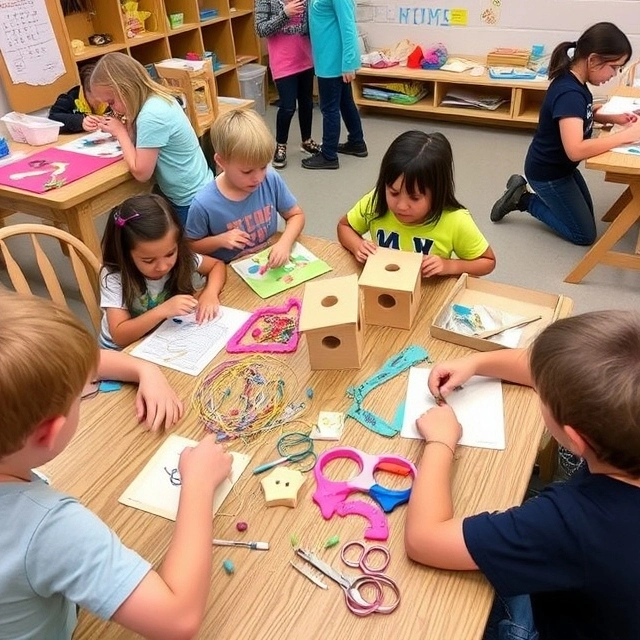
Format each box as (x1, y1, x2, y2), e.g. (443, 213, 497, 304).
(441, 88, 509, 111)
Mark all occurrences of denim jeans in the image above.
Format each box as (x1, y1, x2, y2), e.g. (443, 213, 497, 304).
(484, 595, 539, 640)
(317, 76, 365, 160)
(274, 67, 315, 145)
(525, 169, 596, 246)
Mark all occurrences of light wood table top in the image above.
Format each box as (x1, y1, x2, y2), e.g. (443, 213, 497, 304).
(565, 86, 640, 283)
(0, 133, 147, 257)
(42, 236, 573, 640)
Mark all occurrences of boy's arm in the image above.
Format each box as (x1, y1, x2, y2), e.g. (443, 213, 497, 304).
(112, 436, 233, 640)
(428, 349, 532, 400)
(49, 93, 85, 133)
(97, 350, 184, 431)
(266, 205, 305, 268)
(405, 406, 478, 570)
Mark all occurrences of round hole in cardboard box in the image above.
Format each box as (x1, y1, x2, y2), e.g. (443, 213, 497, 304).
(322, 336, 341, 349)
(385, 263, 400, 272)
(378, 293, 396, 309)
(321, 295, 338, 307)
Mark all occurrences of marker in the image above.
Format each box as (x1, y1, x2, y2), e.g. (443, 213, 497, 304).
(212, 539, 269, 551)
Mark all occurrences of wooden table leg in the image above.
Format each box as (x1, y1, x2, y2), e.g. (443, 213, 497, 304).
(565, 182, 640, 283)
(602, 186, 632, 222)
(63, 203, 102, 259)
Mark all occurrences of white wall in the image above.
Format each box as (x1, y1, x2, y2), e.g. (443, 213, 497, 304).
(357, 0, 640, 92)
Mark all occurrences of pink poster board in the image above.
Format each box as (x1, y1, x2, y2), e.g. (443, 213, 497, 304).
(0, 148, 120, 194)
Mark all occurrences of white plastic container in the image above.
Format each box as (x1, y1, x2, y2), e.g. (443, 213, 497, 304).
(0, 112, 63, 146)
(237, 64, 267, 116)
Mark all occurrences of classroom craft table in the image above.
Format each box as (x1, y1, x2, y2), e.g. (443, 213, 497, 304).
(42, 236, 573, 640)
(0, 134, 148, 259)
(565, 86, 640, 283)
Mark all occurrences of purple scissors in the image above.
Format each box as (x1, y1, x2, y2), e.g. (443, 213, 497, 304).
(313, 447, 417, 540)
(295, 542, 400, 616)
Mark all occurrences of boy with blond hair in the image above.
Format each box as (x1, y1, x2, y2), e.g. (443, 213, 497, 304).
(0, 293, 232, 640)
(405, 311, 640, 640)
(186, 108, 305, 267)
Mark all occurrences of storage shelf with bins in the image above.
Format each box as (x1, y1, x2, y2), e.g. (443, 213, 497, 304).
(353, 64, 549, 129)
(61, 0, 260, 101)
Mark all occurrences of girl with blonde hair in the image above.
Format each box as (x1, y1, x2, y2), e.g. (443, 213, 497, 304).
(91, 53, 212, 224)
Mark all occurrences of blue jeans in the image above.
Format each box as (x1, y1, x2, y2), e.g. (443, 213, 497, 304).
(152, 183, 190, 227)
(317, 76, 365, 160)
(274, 67, 315, 144)
(525, 169, 596, 246)
(484, 595, 539, 640)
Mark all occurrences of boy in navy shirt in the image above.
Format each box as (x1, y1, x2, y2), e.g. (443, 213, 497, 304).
(406, 311, 640, 640)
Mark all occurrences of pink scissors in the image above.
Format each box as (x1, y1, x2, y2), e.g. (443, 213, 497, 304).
(313, 447, 417, 540)
(295, 542, 400, 616)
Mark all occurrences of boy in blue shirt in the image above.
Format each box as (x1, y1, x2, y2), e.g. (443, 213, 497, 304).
(186, 109, 305, 266)
(406, 311, 640, 640)
(0, 292, 232, 640)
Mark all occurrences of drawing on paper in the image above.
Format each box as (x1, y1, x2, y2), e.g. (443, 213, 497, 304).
(130, 306, 251, 375)
(57, 132, 123, 158)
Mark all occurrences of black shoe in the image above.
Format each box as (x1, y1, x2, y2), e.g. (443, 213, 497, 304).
(300, 139, 321, 155)
(272, 144, 287, 169)
(490, 175, 527, 222)
(301, 154, 339, 170)
(337, 141, 368, 157)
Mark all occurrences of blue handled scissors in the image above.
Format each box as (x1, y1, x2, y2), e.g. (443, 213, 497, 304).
(252, 431, 316, 474)
(295, 543, 400, 616)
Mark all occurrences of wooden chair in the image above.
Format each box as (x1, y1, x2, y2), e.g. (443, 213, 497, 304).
(0, 223, 101, 333)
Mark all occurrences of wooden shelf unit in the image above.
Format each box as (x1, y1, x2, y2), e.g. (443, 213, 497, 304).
(61, 0, 260, 100)
(354, 65, 549, 129)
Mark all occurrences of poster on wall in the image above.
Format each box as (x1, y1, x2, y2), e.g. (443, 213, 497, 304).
(0, 0, 65, 86)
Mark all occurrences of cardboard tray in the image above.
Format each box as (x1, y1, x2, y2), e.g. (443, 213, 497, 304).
(430, 274, 567, 351)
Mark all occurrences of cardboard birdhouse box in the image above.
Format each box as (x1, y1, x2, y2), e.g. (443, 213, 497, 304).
(299, 274, 363, 370)
(358, 247, 422, 330)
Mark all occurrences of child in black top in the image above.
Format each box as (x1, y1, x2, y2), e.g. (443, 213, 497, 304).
(49, 63, 110, 133)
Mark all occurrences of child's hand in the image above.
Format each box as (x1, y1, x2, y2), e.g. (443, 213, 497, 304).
(619, 119, 640, 144)
(220, 229, 251, 251)
(82, 115, 102, 132)
(178, 434, 233, 490)
(99, 115, 126, 137)
(161, 294, 198, 318)
(284, 0, 304, 17)
(195, 293, 219, 324)
(266, 240, 291, 269)
(354, 238, 377, 263)
(421, 255, 448, 277)
(416, 405, 462, 449)
(428, 358, 476, 402)
(610, 112, 638, 126)
(136, 364, 184, 432)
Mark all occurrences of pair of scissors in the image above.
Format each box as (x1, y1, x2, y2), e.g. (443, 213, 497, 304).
(252, 431, 316, 474)
(295, 543, 400, 616)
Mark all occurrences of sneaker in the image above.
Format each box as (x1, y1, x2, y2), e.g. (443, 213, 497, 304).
(272, 144, 287, 170)
(490, 174, 527, 222)
(300, 139, 321, 155)
(301, 154, 339, 170)
(337, 140, 368, 157)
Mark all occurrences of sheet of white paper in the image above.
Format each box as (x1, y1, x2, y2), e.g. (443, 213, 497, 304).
(611, 144, 640, 156)
(57, 132, 123, 158)
(130, 306, 251, 375)
(119, 435, 251, 521)
(598, 95, 640, 115)
(0, 0, 65, 86)
(400, 367, 505, 450)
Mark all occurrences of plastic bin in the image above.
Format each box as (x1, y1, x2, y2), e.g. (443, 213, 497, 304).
(0, 112, 63, 146)
(238, 64, 267, 116)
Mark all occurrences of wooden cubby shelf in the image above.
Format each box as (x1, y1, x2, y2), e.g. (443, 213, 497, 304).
(354, 64, 549, 129)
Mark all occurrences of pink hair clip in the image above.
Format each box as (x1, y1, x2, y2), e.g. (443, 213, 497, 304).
(113, 210, 140, 227)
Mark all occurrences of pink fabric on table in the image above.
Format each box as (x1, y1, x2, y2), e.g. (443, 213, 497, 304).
(0, 148, 120, 194)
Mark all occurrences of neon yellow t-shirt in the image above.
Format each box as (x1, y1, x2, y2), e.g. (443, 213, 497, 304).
(346, 190, 489, 260)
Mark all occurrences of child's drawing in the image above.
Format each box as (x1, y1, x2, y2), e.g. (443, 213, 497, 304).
(57, 131, 123, 158)
(119, 434, 251, 521)
(231, 241, 332, 298)
(130, 306, 251, 375)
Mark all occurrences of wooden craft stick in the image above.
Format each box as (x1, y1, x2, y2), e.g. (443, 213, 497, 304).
(477, 315, 543, 340)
